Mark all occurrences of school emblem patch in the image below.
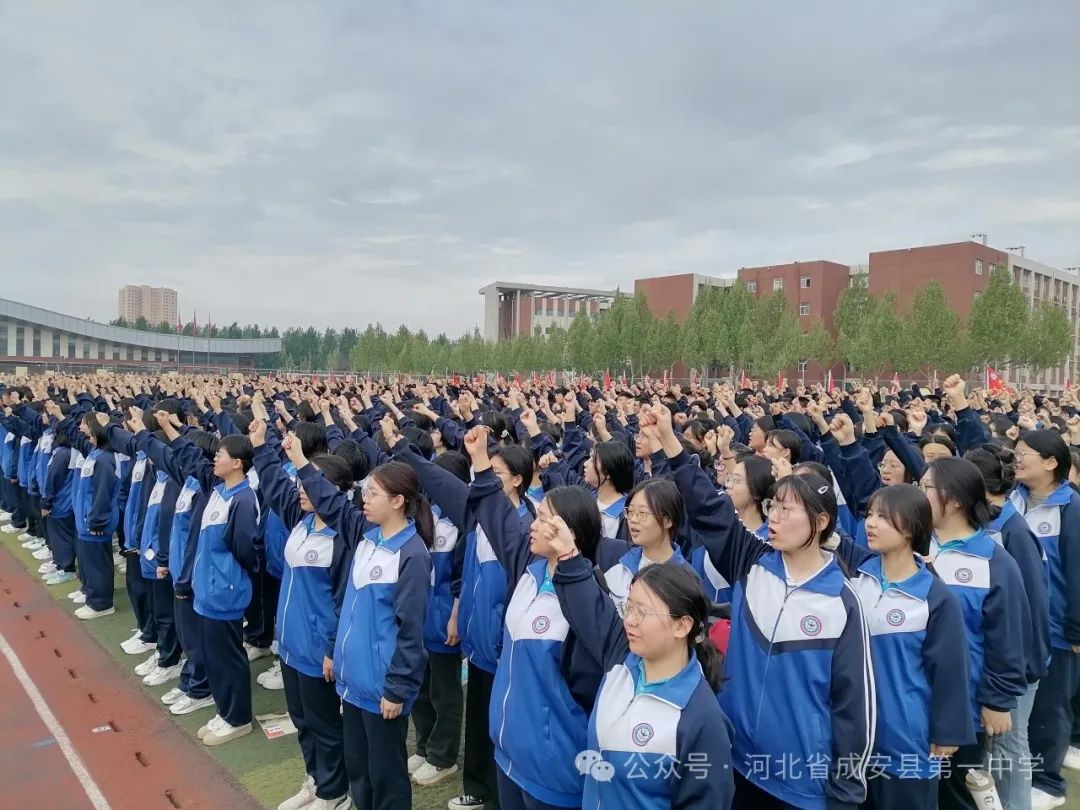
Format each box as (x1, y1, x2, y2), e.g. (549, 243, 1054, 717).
(886, 609, 905, 626)
(800, 615, 822, 637)
(209, 511, 220, 521)
(531, 616, 551, 634)
(304, 550, 319, 564)
(369, 565, 383, 581)
(1038, 521, 1052, 535)
(955, 568, 973, 584)
(435, 535, 447, 550)
(631, 722, 654, 746)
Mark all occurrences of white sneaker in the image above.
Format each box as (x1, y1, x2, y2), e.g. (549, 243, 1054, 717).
(25, 539, 47, 551)
(307, 796, 352, 810)
(244, 643, 273, 662)
(277, 775, 316, 810)
(121, 632, 156, 656)
(408, 755, 427, 775)
(39, 561, 58, 575)
(2, 523, 22, 534)
(74, 604, 115, 620)
(143, 663, 183, 687)
(0, 510, 11, 521)
(170, 694, 215, 716)
(70, 590, 87, 604)
(448, 796, 485, 809)
(19, 532, 39, 543)
(413, 762, 458, 786)
(134, 653, 159, 677)
(45, 571, 77, 586)
(32, 547, 52, 561)
(1064, 745, 1080, 770)
(197, 714, 222, 740)
(112, 552, 124, 567)
(161, 687, 185, 705)
(1032, 787, 1066, 810)
(202, 715, 252, 746)
(257, 660, 285, 690)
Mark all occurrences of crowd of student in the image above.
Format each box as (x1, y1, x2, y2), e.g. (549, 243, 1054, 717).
(1, 369, 1079, 810)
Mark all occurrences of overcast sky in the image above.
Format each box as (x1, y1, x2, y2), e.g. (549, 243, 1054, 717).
(2, 2, 1078, 336)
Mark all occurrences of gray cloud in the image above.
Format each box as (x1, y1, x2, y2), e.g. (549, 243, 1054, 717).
(1, 1, 1078, 336)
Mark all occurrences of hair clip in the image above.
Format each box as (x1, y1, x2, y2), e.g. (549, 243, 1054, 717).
(817, 485, 830, 495)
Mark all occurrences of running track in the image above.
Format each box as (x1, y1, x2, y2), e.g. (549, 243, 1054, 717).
(0, 544, 262, 810)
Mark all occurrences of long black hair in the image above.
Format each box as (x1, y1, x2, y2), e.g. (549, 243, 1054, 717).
(632, 563, 723, 691)
(866, 485, 933, 556)
(544, 485, 602, 564)
(740, 456, 776, 523)
(625, 479, 683, 544)
(591, 441, 635, 495)
(771, 473, 836, 548)
(1017, 429, 1071, 484)
(493, 445, 534, 501)
(964, 444, 1016, 498)
(924, 457, 991, 529)
(370, 461, 436, 549)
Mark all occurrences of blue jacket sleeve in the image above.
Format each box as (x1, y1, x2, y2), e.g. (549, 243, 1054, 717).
(382, 547, 431, 705)
(88, 451, 117, 533)
(835, 439, 881, 519)
(171, 437, 218, 495)
(390, 441, 469, 534)
(252, 444, 304, 532)
(826, 586, 875, 808)
(1001, 514, 1051, 682)
(776, 414, 825, 465)
(294, 463, 368, 552)
(135, 432, 186, 487)
(922, 583, 977, 747)
(41, 447, 71, 511)
(954, 407, 990, 455)
(860, 431, 886, 467)
(325, 423, 344, 452)
(672, 700, 735, 810)
(1060, 499, 1080, 647)
(468, 467, 532, 581)
(436, 417, 465, 451)
(735, 413, 752, 445)
(552, 552, 628, 671)
(211, 410, 241, 437)
(978, 550, 1029, 711)
(562, 424, 590, 477)
(224, 492, 260, 574)
(667, 449, 768, 584)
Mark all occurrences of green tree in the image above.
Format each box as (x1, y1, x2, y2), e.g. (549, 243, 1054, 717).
(745, 294, 800, 378)
(566, 310, 597, 372)
(682, 286, 720, 373)
(1023, 303, 1073, 372)
(716, 282, 755, 380)
(895, 282, 962, 374)
(834, 280, 876, 374)
(800, 321, 835, 370)
(966, 265, 1030, 370)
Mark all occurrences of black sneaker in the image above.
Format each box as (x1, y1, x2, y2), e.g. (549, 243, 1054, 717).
(447, 797, 485, 810)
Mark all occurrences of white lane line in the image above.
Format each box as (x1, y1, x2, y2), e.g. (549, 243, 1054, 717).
(0, 629, 111, 809)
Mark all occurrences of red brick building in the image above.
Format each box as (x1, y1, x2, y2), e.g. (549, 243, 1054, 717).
(867, 241, 1009, 315)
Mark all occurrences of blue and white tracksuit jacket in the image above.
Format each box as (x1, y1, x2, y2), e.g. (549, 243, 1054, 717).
(603, 543, 695, 614)
(930, 530, 1028, 727)
(427, 505, 462, 655)
(1009, 483, 1080, 653)
(296, 462, 430, 714)
(849, 552, 975, 779)
(192, 479, 260, 621)
(669, 449, 875, 810)
(73, 448, 120, 542)
(554, 552, 735, 810)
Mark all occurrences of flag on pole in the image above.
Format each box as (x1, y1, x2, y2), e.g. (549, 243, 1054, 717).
(175, 316, 183, 334)
(777, 371, 784, 390)
(890, 373, 901, 395)
(663, 369, 670, 389)
(740, 370, 751, 390)
(451, 373, 460, 386)
(604, 369, 612, 390)
(690, 369, 699, 388)
(620, 373, 627, 388)
(825, 369, 835, 393)
(533, 371, 541, 385)
(547, 370, 555, 387)
(513, 371, 522, 386)
(986, 366, 1005, 393)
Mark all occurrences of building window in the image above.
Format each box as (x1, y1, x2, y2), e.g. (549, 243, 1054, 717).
(68, 337, 76, 357)
(52, 332, 61, 357)
(16, 326, 25, 356)
(126, 346, 134, 361)
(799, 303, 811, 316)
(975, 259, 983, 275)
(746, 281, 757, 293)
(0, 325, 7, 356)
(798, 359, 809, 373)
(98, 344, 105, 360)
(112, 345, 120, 360)
(82, 342, 90, 359)
(141, 348, 148, 361)
(534, 303, 542, 316)
(32, 328, 41, 356)
(772, 278, 784, 291)
(546, 300, 553, 315)
(800, 276, 811, 289)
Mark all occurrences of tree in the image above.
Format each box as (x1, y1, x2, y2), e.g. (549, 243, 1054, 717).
(800, 321, 835, 370)
(683, 286, 719, 374)
(1023, 303, 1073, 373)
(834, 280, 876, 374)
(744, 294, 800, 378)
(966, 265, 1030, 370)
(566, 310, 597, 372)
(715, 282, 755, 379)
(895, 282, 962, 375)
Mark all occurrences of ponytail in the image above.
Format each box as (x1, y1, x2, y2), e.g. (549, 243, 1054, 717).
(408, 493, 436, 549)
(371, 461, 435, 549)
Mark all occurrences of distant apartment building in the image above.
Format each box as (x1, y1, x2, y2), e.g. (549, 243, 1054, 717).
(479, 281, 628, 341)
(118, 285, 178, 327)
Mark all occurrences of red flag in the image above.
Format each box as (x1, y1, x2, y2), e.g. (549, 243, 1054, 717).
(777, 371, 784, 390)
(532, 371, 540, 385)
(986, 366, 1005, 393)
(310, 374, 320, 387)
(663, 369, 670, 389)
(547, 370, 555, 387)
(604, 369, 612, 390)
(740, 370, 751, 390)
(175, 316, 183, 334)
(192, 310, 197, 333)
(451, 373, 460, 386)
(826, 369, 835, 393)
(620, 373, 627, 388)
(890, 373, 901, 396)
(513, 371, 522, 386)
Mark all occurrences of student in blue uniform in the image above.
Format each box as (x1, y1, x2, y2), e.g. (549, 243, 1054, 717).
(67, 411, 121, 620)
(40, 401, 78, 586)
(651, 403, 875, 810)
(920, 457, 1028, 810)
(966, 443, 1051, 810)
(289, 433, 432, 810)
(158, 416, 261, 747)
(603, 478, 695, 613)
(118, 413, 157, 656)
(460, 423, 597, 809)
(546, 521, 735, 809)
(1009, 429, 1080, 810)
(410, 451, 469, 788)
(248, 418, 353, 810)
(844, 485, 975, 810)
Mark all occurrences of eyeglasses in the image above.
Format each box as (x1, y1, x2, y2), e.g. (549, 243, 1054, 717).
(762, 499, 804, 521)
(624, 509, 655, 523)
(1014, 450, 1043, 460)
(918, 482, 937, 492)
(616, 601, 675, 626)
(725, 474, 745, 487)
(877, 461, 904, 471)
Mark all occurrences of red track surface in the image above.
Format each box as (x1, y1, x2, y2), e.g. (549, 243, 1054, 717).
(0, 545, 262, 810)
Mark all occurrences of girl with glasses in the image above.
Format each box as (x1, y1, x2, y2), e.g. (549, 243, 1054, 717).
(650, 403, 875, 810)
